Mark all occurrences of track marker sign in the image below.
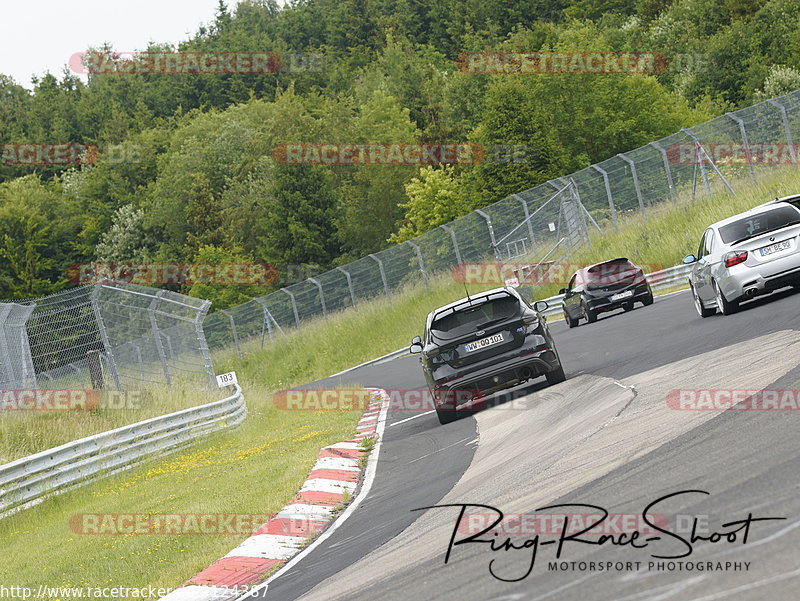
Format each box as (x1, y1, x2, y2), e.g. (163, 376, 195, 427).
(216, 371, 238, 388)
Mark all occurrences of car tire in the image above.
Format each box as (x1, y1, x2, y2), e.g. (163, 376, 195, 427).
(582, 301, 597, 323)
(546, 363, 567, 385)
(692, 283, 715, 318)
(563, 309, 577, 328)
(713, 280, 740, 315)
(642, 290, 654, 306)
(623, 302, 634, 312)
(436, 407, 459, 425)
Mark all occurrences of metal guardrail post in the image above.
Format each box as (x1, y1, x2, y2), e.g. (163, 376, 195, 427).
(308, 277, 327, 317)
(591, 165, 618, 231)
(439, 224, 462, 265)
(336, 267, 357, 307)
(220, 309, 241, 358)
(148, 290, 172, 386)
(280, 288, 301, 327)
(617, 153, 646, 215)
(767, 99, 798, 163)
(475, 209, 499, 259)
(512, 194, 537, 250)
(368, 254, 390, 298)
(725, 112, 757, 181)
(406, 241, 427, 279)
(90, 286, 122, 391)
(649, 141, 677, 202)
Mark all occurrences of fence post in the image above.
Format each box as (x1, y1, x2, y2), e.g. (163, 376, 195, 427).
(336, 267, 357, 307)
(133, 345, 145, 380)
(369, 254, 391, 298)
(253, 298, 274, 347)
(90, 286, 122, 391)
(767, 99, 798, 163)
(725, 112, 757, 181)
(439, 224, 462, 265)
(649, 141, 677, 202)
(220, 309, 241, 358)
(475, 209, 499, 259)
(681, 129, 711, 198)
(406, 241, 427, 279)
(280, 288, 301, 328)
(591, 165, 618, 231)
(148, 290, 171, 387)
(308, 277, 327, 317)
(195, 299, 216, 388)
(512, 194, 537, 250)
(617, 153, 646, 215)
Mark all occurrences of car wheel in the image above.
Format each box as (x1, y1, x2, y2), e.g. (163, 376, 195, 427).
(713, 280, 739, 315)
(582, 301, 597, 323)
(436, 406, 459, 425)
(563, 309, 577, 328)
(642, 290, 654, 306)
(692, 283, 715, 318)
(546, 363, 566, 385)
(623, 302, 634, 312)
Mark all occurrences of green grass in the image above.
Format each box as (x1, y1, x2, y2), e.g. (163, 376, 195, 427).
(0, 382, 364, 593)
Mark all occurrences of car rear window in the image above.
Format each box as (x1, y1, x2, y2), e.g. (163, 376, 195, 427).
(719, 206, 800, 244)
(431, 295, 519, 339)
(582, 259, 637, 286)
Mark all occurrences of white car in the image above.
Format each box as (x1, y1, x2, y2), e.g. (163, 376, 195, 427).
(683, 200, 800, 317)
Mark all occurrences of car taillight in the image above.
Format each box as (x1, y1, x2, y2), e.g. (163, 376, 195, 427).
(724, 251, 748, 268)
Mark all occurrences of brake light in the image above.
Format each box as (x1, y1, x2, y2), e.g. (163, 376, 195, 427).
(724, 251, 748, 268)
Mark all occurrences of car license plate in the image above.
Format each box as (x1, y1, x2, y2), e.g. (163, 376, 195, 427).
(610, 290, 634, 302)
(464, 333, 504, 353)
(759, 240, 792, 256)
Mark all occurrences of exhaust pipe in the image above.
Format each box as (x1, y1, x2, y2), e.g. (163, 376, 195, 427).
(744, 287, 758, 298)
(520, 367, 532, 381)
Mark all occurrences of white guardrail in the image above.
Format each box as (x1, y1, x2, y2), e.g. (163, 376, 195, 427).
(0, 385, 246, 516)
(326, 263, 693, 376)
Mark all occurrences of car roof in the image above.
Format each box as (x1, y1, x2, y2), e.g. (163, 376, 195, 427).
(426, 287, 518, 324)
(709, 200, 800, 230)
(577, 257, 631, 276)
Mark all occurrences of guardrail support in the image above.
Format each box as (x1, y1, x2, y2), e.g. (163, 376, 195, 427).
(336, 267, 357, 307)
(649, 141, 677, 202)
(439, 224, 462, 265)
(617, 153, 646, 215)
(220, 309, 242, 358)
(591, 165, 618, 231)
(90, 287, 122, 391)
(368, 254, 391, 298)
(280, 288, 301, 328)
(725, 112, 757, 181)
(406, 241, 427, 279)
(148, 291, 172, 387)
(475, 209, 499, 259)
(308, 277, 327, 317)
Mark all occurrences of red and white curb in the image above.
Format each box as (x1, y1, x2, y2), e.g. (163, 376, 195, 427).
(160, 388, 389, 601)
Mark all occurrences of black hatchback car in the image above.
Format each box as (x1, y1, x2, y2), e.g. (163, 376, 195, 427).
(409, 287, 566, 424)
(560, 258, 653, 327)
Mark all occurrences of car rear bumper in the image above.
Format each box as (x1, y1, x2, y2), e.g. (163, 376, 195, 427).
(431, 348, 560, 408)
(585, 284, 652, 314)
(720, 260, 800, 301)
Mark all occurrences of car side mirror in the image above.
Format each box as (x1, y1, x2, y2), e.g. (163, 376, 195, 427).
(558, 288, 567, 295)
(409, 336, 422, 354)
(533, 300, 548, 312)
(682, 254, 698, 264)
